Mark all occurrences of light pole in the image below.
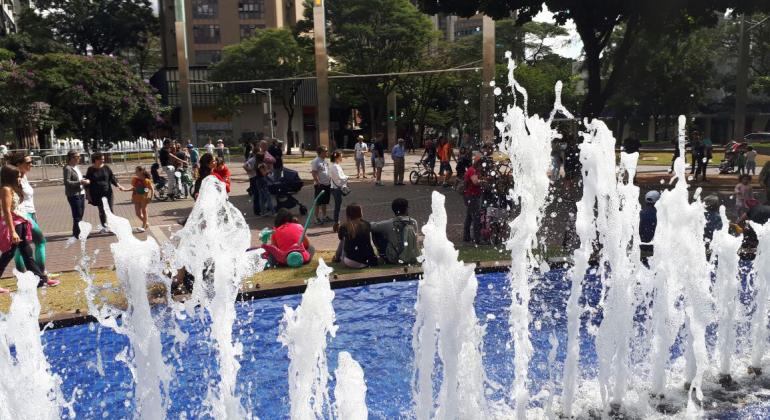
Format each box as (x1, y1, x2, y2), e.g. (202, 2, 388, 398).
(174, 0, 195, 145)
(313, 0, 330, 149)
(251, 88, 274, 139)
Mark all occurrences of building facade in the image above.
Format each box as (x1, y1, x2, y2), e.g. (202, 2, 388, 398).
(0, 0, 24, 35)
(155, 0, 310, 146)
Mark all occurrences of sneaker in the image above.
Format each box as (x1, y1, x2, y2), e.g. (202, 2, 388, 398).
(135, 227, 146, 233)
(38, 278, 60, 288)
(99, 226, 111, 234)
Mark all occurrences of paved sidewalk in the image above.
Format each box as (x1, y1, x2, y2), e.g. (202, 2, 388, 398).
(8, 152, 749, 278)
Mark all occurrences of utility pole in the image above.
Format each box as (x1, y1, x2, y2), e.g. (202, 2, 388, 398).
(387, 91, 397, 147)
(313, 0, 330, 149)
(733, 14, 749, 140)
(174, 0, 195, 145)
(480, 15, 495, 143)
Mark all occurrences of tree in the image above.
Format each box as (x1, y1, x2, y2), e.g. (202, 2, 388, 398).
(210, 28, 313, 154)
(418, 0, 770, 118)
(301, 0, 435, 141)
(31, 0, 157, 56)
(0, 54, 164, 148)
(0, 8, 71, 62)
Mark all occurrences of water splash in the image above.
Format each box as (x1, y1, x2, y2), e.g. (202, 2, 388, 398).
(648, 116, 711, 414)
(711, 207, 742, 377)
(334, 351, 368, 420)
(0, 271, 66, 419)
(496, 53, 559, 418)
(412, 191, 486, 420)
(173, 176, 263, 417)
(749, 221, 770, 370)
(278, 260, 338, 419)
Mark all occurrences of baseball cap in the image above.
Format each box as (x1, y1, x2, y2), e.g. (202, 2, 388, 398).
(645, 190, 661, 204)
(186, 144, 194, 149)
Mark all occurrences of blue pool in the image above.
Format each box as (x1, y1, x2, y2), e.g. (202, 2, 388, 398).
(41, 270, 770, 418)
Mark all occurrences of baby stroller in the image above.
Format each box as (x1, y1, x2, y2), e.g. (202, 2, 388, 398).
(719, 141, 748, 174)
(267, 168, 308, 215)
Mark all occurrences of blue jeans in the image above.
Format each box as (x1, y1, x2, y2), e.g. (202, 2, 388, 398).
(257, 178, 274, 214)
(331, 188, 343, 223)
(249, 177, 261, 215)
(68, 194, 85, 238)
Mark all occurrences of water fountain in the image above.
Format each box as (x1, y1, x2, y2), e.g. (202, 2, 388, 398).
(2, 52, 770, 419)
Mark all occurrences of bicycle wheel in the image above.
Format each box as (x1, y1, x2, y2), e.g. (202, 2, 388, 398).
(427, 171, 438, 186)
(154, 186, 170, 202)
(409, 170, 420, 185)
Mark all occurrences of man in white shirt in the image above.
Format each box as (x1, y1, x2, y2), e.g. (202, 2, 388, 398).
(353, 135, 368, 179)
(310, 146, 332, 224)
(204, 139, 215, 155)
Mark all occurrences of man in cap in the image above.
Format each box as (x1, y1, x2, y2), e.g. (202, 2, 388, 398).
(391, 138, 406, 185)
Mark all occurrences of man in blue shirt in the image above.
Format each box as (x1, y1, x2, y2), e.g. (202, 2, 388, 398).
(391, 138, 406, 185)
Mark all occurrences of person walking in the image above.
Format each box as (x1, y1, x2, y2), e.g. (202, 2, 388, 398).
(216, 139, 225, 158)
(463, 155, 483, 244)
(437, 137, 454, 187)
(187, 144, 200, 178)
(373, 133, 385, 186)
(126, 166, 153, 232)
(391, 138, 406, 185)
(746, 146, 758, 175)
(354, 135, 368, 179)
(693, 138, 708, 181)
(329, 150, 349, 232)
(735, 174, 754, 216)
(85, 152, 128, 233)
(310, 146, 332, 224)
(244, 150, 262, 216)
(204, 138, 216, 156)
(63, 150, 89, 239)
(7, 153, 51, 277)
(0, 165, 58, 290)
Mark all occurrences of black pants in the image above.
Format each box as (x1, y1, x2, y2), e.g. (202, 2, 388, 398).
(68, 194, 85, 238)
(249, 176, 261, 215)
(0, 223, 47, 284)
(695, 159, 707, 180)
(94, 193, 114, 226)
(464, 195, 482, 242)
(331, 188, 343, 223)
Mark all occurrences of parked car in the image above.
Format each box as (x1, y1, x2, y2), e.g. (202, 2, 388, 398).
(744, 132, 770, 143)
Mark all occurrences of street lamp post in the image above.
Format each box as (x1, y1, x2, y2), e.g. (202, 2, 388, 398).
(251, 88, 274, 139)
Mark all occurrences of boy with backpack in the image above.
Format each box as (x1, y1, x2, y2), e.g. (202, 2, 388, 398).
(371, 198, 419, 265)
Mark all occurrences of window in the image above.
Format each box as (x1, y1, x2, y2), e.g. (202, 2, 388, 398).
(240, 24, 265, 40)
(192, 0, 218, 19)
(238, 0, 264, 19)
(193, 25, 220, 44)
(195, 50, 221, 65)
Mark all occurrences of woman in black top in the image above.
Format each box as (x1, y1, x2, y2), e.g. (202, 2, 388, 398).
(85, 152, 127, 233)
(337, 203, 377, 268)
(193, 152, 216, 200)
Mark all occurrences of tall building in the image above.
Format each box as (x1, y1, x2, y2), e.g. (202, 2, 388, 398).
(154, 0, 312, 145)
(0, 0, 24, 35)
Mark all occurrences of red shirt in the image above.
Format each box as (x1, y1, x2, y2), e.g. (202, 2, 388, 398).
(437, 143, 451, 162)
(464, 166, 481, 197)
(272, 222, 310, 260)
(212, 166, 231, 193)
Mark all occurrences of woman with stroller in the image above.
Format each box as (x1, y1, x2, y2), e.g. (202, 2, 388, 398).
(0, 165, 58, 294)
(329, 150, 349, 232)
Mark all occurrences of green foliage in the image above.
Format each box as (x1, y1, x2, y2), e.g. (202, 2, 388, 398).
(210, 28, 313, 146)
(0, 54, 164, 146)
(0, 8, 71, 61)
(32, 0, 157, 56)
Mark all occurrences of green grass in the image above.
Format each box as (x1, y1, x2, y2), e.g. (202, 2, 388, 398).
(0, 245, 514, 316)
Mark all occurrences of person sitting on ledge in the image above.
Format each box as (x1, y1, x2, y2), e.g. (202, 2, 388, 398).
(334, 203, 378, 268)
(260, 208, 314, 267)
(371, 198, 419, 265)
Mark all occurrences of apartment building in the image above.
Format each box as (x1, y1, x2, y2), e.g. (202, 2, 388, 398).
(155, 0, 311, 146)
(0, 0, 24, 35)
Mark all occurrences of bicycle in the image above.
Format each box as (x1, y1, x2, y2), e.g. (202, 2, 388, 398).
(409, 160, 438, 186)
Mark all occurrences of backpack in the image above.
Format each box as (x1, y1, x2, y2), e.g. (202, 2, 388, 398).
(385, 218, 418, 265)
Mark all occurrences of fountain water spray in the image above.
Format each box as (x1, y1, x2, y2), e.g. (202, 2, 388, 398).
(412, 191, 486, 420)
(279, 260, 368, 419)
(77, 200, 175, 419)
(496, 52, 571, 418)
(749, 221, 770, 372)
(711, 207, 742, 380)
(174, 177, 264, 417)
(0, 272, 67, 419)
(648, 115, 711, 413)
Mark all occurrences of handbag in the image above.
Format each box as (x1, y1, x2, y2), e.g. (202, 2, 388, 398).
(332, 178, 351, 196)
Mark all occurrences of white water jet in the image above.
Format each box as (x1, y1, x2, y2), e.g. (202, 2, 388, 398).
(278, 260, 338, 419)
(648, 115, 711, 413)
(411, 191, 486, 420)
(334, 351, 368, 420)
(749, 221, 770, 370)
(495, 52, 561, 419)
(173, 176, 263, 417)
(711, 207, 742, 377)
(593, 133, 643, 412)
(0, 272, 66, 419)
